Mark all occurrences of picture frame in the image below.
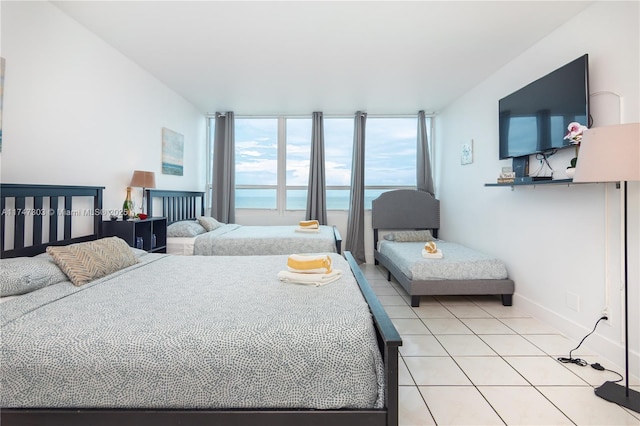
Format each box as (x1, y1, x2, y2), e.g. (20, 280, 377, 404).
(461, 139, 473, 165)
(162, 127, 184, 176)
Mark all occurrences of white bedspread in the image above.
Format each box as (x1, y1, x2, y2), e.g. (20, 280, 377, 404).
(193, 224, 337, 255)
(378, 240, 508, 280)
(1, 254, 384, 410)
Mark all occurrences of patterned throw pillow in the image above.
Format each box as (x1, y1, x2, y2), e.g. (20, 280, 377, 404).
(167, 220, 207, 237)
(197, 216, 223, 232)
(0, 257, 69, 296)
(46, 237, 139, 286)
(384, 230, 435, 242)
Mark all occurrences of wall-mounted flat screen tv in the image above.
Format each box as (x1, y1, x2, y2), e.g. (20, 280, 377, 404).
(499, 54, 589, 159)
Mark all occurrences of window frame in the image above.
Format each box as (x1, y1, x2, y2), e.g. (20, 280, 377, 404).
(207, 114, 435, 213)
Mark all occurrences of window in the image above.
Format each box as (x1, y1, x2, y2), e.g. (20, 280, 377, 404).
(364, 117, 418, 208)
(285, 118, 312, 210)
(235, 118, 278, 209)
(208, 115, 432, 211)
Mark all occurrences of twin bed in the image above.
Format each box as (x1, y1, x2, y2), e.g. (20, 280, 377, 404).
(372, 189, 514, 308)
(1, 184, 400, 426)
(146, 189, 342, 255)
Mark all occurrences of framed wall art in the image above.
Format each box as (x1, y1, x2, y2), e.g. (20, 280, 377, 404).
(461, 139, 473, 165)
(161, 127, 184, 176)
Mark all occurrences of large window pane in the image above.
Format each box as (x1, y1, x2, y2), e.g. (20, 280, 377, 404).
(235, 188, 277, 209)
(286, 118, 312, 187)
(286, 189, 307, 210)
(235, 118, 278, 208)
(235, 118, 278, 186)
(324, 119, 354, 186)
(365, 118, 417, 187)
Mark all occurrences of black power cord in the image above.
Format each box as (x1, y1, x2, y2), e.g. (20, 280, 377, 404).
(557, 316, 624, 382)
(557, 316, 608, 366)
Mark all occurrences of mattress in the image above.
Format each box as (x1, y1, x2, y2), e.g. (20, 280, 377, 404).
(193, 224, 337, 255)
(1, 254, 384, 410)
(378, 240, 509, 281)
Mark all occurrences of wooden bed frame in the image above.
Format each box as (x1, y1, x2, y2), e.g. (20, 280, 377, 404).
(0, 184, 104, 258)
(146, 188, 343, 254)
(1, 184, 401, 426)
(372, 189, 514, 308)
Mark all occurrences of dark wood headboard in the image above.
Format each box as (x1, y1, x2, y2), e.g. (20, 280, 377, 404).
(146, 189, 205, 224)
(371, 189, 441, 247)
(0, 184, 104, 258)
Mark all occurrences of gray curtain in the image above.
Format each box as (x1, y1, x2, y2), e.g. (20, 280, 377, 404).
(346, 111, 367, 263)
(305, 112, 327, 224)
(212, 112, 235, 223)
(417, 110, 435, 196)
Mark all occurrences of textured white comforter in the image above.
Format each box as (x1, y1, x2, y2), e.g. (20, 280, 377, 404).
(1, 254, 384, 409)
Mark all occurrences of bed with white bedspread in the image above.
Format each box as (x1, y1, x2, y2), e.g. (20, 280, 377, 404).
(372, 189, 514, 308)
(146, 189, 342, 255)
(0, 183, 401, 426)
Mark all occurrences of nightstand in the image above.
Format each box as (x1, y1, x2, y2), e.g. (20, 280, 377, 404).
(102, 217, 167, 253)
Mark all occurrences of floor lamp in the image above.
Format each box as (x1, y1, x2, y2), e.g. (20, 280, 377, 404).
(573, 122, 640, 413)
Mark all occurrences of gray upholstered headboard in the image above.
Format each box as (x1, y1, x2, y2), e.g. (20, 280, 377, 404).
(371, 189, 440, 244)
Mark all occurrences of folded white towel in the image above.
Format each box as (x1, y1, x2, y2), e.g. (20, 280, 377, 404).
(421, 248, 443, 259)
(277, 269, 343, 286)
(295, 227, 320, 233)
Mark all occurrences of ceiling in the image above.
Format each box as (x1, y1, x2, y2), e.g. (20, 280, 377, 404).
(52, 1, 594, 115)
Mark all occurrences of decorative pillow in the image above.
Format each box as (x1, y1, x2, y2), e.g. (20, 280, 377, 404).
(167, 220, 207, 237)
(46, 237, 139, 286)
(0, 257, 69, 296)
(384, 230, 435, 242)
(197, 216, 223, 232)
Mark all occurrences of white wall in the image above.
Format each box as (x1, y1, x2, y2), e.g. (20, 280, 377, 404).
(436, 1, 639, 379)
(0, 1, 206, 213)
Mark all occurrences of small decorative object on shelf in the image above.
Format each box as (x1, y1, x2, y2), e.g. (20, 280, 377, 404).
(497, 166, 515, 183)
(122, 187, 134, 220)
(564, 121, 588, 174)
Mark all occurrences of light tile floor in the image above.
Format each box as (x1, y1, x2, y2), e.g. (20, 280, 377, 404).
(359, 264, 640, 426)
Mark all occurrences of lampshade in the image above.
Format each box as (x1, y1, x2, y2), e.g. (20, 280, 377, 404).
(572, 123, 640, 183)
(130, 170, 156, 188)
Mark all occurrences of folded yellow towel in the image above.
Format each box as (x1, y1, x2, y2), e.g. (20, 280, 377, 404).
(298, 220, 320, 229)
(421, 248, 443, 259)
(277, 269, 343, 286)
(287, 254, 332, 274)
(424, 241, 438, 254)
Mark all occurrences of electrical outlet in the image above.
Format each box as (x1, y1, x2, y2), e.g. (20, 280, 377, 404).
(601, 307, 611, 325)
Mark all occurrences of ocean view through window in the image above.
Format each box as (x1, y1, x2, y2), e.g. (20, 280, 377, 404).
(209, 115, 432, 211)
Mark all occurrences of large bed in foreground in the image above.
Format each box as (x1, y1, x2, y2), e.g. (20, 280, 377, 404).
(1, 184, 401, 426)
(372, 189, 514, 308)
(146, 189, 342, 255)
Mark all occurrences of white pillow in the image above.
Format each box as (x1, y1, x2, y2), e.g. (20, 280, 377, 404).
(167, 220, 207, 237)
(384, 230, 435, 242)
(0, 257, 69, 296)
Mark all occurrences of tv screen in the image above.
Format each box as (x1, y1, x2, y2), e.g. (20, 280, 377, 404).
(499, 54, 589, 159)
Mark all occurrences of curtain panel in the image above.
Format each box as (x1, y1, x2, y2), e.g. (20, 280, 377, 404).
(212, 112, 235, 223)
(306, 112, 327, 224)
(417, 110, 435, 196)
(346, 111, 367, 264)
